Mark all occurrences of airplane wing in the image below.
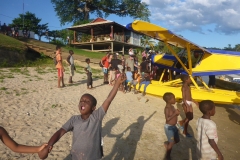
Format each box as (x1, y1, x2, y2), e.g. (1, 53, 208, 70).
(127, 20, 210, 53)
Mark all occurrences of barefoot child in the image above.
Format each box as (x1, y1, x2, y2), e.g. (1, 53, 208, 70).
(0, 126, 47, 154)
(38, 74, 126, 160)
(163, 92, 180, 160)
(84, 58, 93, 89)
(197, 100, 223, 160)
(178, 74, 198, 137)
(55, 45, 65, 88)
(66, 50, 75, 83)
(125, 67, 138, 93)
(134, 68, 141, 84)
(137, 72, 151, 96)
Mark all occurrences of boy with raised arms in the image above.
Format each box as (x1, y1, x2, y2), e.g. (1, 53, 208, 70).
(39, 74, 126, 160)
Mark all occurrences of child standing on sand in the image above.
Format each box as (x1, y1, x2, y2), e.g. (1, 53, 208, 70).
(0, 126, 47, 155)
(163, 92, 180, 160)
(38, 74, 126, 160)
(84, 58, 93, 89)
(66, 50, 75, 83)
(178, 74, 198, 137)
(55, 45, 65, 88)
(196, 100, 223, 160)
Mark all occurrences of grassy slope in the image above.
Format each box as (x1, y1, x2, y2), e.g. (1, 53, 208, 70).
(0, 34, 104, 68)
(64, 46, 106, 59)
(17, 37, 106, 59)
(0, 34, 54, 67)
(0, 34, 27, 51)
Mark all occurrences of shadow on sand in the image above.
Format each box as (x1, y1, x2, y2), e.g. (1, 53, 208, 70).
(216, 103, 240, 125)
(67, 78, 106, 88)
(63, 154, 71, 160)
(103, 111, 156, 160)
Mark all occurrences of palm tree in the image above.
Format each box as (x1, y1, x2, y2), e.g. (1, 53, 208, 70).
(234, 44, 240, 51)
(141, 35, 156, 49)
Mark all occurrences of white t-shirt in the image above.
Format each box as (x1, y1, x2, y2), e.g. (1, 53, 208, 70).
(196, 118, 218, 160)
(129, 51, 134, 56)
(86, 64, 92, 73)
(70, 55, 74, 65)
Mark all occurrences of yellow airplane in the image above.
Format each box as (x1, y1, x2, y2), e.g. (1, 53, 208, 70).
(127, 20, 240, 104)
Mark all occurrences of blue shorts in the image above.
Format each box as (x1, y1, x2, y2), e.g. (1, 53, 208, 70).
(102, 67, 108, 74)
(164, 124, 179, 142)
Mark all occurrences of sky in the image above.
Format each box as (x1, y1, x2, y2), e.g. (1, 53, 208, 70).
(0, 0, 240, 49)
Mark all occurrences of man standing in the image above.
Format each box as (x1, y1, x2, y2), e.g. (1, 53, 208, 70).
(140, 57, 149, 79)
(101, 53, 112, 84)
(125, 55, 135, 76)
(66, 50, 75, 83)
(109, 53, 122, 85)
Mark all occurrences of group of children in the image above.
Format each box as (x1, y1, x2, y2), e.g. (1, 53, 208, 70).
(124, 67, 151, 96)
(55, 45, 94, 89)
(0, 47, 223, 160)
(103, 54, 152, 96)
(163, 74, 223, 160)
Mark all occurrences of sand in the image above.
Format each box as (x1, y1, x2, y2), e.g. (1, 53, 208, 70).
(0, 66, 240, 160)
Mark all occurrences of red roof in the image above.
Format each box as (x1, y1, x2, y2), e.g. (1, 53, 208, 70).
(90, 17, 107, 23)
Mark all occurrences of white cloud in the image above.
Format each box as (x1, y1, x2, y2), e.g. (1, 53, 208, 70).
(143, 0, 240, 34)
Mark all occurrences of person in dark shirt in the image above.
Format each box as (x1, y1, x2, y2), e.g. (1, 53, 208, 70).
(208, 75, 216, 88)
(140, 57, 149, 79)
(134, 56, 139, 71)
(109, 53, 122, 85)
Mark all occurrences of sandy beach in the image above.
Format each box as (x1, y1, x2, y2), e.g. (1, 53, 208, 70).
(0, 66, 240, 160)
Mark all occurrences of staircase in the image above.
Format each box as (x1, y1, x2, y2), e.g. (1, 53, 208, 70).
(17, 37, 100, 64)
(27, 43, 56, 58)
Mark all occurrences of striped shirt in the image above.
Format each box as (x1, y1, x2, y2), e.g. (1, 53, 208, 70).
(196, 118, 218, 160)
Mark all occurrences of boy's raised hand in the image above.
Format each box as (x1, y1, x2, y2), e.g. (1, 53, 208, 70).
(116, 73, 126, 84)
(102, 73, 126, 112)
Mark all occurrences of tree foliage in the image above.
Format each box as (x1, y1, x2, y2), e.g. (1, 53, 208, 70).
(235, 44, 240, 51)
(51, 0, 150, 25)
(10, 11, 48, 40)
(10, 12, 40, 31)
(36, 24, 49, 41)
(141, 35, 156, 49)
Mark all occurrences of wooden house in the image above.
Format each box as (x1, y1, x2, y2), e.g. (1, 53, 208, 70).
(68, 18, 143, 53)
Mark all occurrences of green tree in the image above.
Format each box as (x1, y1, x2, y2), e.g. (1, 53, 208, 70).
(36, 24, 49, 41)
(47, 30, 61, 42)
(10, 11, 40, 31)
(156, 41, 181, 54)
(234, 44, 240, 51)
(224, 44, 233, 51)
(10, 11, 48, 40)
(141, 35, 156, 49)
(51, 0, 150, 25)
